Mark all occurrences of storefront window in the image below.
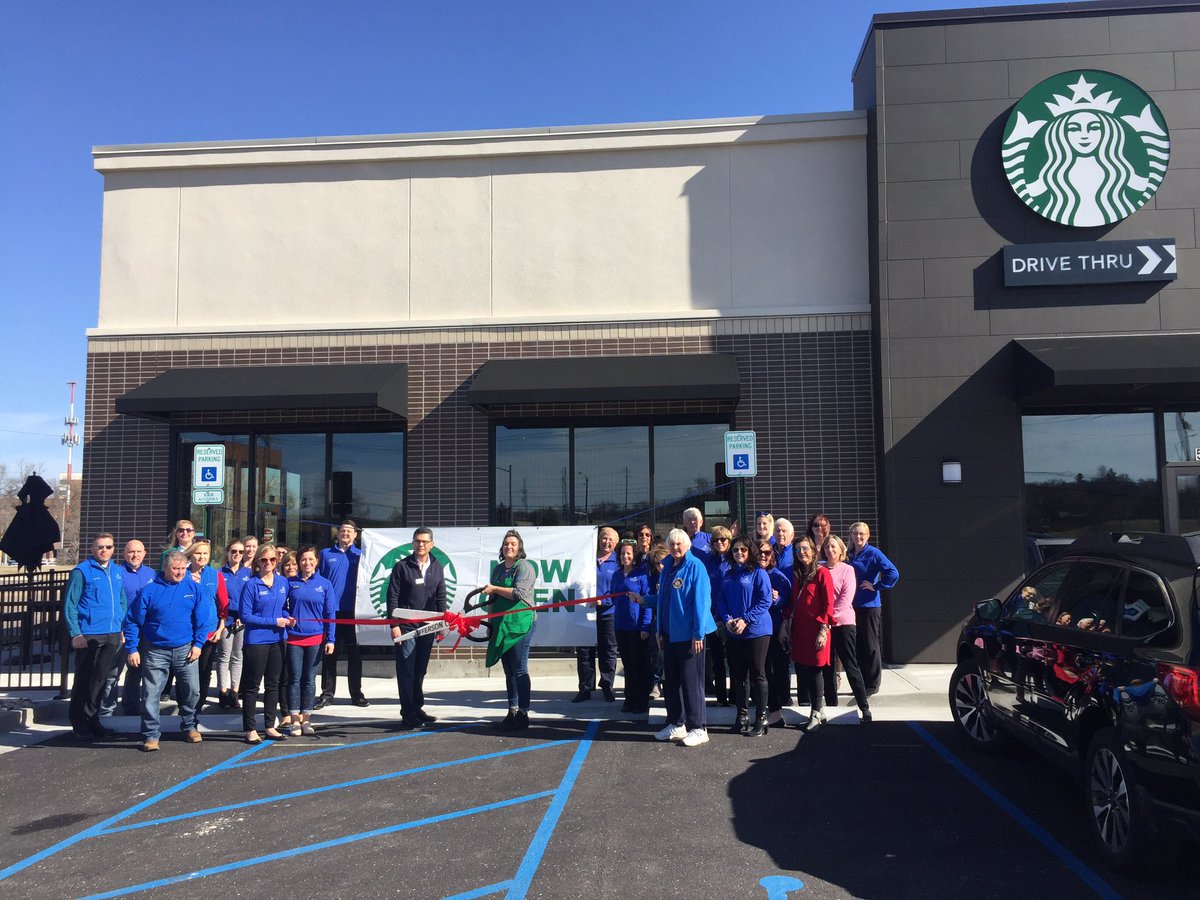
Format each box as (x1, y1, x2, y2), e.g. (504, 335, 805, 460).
(175, 429, 404, 550)
(493, 422, 730, 530)
(494, 427, 570, 526)
(1022, 413, 1158, 536)
(1163, 411, 1200, 463)
(176, 432, 251, 550)
(330, 432, 404, 528)
(653, 423, 730, 532)
(575, 426, 650, 526)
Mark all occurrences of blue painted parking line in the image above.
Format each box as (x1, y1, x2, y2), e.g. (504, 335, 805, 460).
(0, 741, 266, 883)
(225, 721, 484, 769)
(908, 723, 1120, 900)
(99, 739, 575, 835)
(81, 791, 558, 899)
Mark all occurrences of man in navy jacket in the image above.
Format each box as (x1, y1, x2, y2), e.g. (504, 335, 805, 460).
(64, 533, 128, 739)
(124, 551, 213, 752)
(386, 526, 447, 727)
(317, 520, 367, 708)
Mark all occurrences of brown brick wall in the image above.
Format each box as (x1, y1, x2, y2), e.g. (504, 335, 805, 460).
(82, 323, 878, 547)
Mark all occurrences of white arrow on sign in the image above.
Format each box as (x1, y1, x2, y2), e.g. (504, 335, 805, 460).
(1137, 244, 1161, 275)
(1165, 243, 1177, 274)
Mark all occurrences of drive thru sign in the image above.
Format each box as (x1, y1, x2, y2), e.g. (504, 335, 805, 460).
(192, 444, 225, 505)
(724, 431, 757, 478)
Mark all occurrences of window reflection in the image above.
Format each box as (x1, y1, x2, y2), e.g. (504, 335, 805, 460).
(1164, 411, 1200, 463)
(1022, 413, 1157, 536)
(177, 432, 251, 550)
(256, 433, 325, 549)
(331, 433, 404, 528)
(495, 427, 569, 525)
(654, 423, 730, 532)
(575, 427, 650, 526)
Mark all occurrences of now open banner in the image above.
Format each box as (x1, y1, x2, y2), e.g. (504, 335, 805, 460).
(355, 527, 599, 647)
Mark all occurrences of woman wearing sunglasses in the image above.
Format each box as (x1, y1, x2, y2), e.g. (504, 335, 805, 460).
(159, 519, 197, 571)
(216, 539, 251, 709)
(716, 535, 774, 736)
(238, 544, 292, 743)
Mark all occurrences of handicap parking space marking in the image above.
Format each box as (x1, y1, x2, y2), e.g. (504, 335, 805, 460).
(1, 718, 602, 900)
(225, 721, 485, 769)
(908, 723, 1119, 900)
(759, 875, 805, 898)
(99, 738, 577, 835)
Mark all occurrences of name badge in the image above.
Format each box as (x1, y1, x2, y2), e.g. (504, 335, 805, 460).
(415, 578, 425, 585)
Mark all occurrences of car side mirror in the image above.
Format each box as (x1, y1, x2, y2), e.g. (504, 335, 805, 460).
(974, 598, 1002, 621)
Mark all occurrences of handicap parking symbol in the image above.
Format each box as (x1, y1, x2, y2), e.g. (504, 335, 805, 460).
(200, 466, 218, 483)
(732, 453, 750, 471)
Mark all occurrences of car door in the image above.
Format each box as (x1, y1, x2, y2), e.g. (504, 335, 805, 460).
(983, 561, 1072, 723)
(1023, 559, 1126, 753)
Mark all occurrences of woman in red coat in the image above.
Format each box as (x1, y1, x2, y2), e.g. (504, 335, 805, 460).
(782, 536, 834, 732)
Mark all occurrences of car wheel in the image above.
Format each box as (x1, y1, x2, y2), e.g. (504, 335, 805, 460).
(948, 660, 1007, 752)
(1084, 728, 1171, 874)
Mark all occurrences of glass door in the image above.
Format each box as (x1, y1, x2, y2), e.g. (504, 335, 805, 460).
(1162, 463, 1200, 535)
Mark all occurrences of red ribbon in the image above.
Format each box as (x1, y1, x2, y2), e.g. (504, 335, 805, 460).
(297, 592, 630, 650)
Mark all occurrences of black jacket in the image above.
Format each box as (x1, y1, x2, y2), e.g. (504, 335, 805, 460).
(385, 554, 448, 633)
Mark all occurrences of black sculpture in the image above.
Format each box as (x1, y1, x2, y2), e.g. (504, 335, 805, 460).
(0, 474, 62, 572)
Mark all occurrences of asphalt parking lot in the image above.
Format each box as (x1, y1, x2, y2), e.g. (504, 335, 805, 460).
(1, 673, 1197, 898)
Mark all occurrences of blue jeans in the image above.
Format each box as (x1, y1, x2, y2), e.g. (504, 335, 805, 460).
(394, 631, 436, 719)
(287, 643, 322, 713)
(500, 619, 536, 711)
(139, 644, 199, 741)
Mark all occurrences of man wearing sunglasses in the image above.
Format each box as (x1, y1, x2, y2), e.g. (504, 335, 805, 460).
(64, 533, 129, 740)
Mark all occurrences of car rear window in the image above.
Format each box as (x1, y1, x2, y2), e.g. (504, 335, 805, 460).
(1053, 561, 1123, 633)
(1120, 569, 1175, 641)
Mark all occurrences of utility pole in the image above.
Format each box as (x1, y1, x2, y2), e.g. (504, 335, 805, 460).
(61, 381, 80, 563)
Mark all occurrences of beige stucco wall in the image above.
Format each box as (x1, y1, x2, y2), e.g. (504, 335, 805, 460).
(93, 114, 869, 334)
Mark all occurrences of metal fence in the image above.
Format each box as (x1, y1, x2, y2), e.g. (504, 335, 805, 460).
(0, 569, 69, 692)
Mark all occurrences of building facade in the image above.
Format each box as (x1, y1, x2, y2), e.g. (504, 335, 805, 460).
(81, 0, 1200, 662)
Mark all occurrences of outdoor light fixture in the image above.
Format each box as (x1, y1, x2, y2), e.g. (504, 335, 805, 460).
(942, 460, 962, 484)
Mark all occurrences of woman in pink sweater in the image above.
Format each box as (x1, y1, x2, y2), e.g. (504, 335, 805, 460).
(820, 534, 871, 724)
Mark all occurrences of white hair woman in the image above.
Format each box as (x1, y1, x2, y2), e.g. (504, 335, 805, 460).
(628, 528, 716, 748)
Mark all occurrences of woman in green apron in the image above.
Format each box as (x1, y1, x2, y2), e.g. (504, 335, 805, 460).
(479, 529, 538, 730)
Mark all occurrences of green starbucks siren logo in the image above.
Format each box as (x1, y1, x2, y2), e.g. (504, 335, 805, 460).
(1003, 70, 1169, 227)
(368, 544, 458, 616)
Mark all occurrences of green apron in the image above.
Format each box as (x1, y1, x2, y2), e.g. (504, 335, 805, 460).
(485, 560, 535, 668)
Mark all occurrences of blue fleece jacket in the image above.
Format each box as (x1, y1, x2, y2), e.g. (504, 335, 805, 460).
(848, 544, 899, 609)
(643, 552, 715, 643)
(319, 543, 362, 613)
(118, 562, 155, 609)
(595, 554, 619, 616)
(64, 558, 128, 638)
(716, 565, 774, 639)
(611, 566, 652, 632)
(123, 574, 213, 650)
(764, 565, 793, 630)
(286, 573, 337, 643)
(221, 565, 253, 621)
(240, 575, 291, 645)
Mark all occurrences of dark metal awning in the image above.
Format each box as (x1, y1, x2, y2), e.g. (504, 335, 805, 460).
(466, 353, 741, 408)
(115, 363, 408, 422)
(1014, 335, 1200, 406)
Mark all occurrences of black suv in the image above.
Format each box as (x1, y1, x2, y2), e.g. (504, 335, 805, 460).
(950, 532, 1200, 873)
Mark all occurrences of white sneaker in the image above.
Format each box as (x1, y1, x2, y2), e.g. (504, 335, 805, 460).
(655, 723, 687, 741)
(680, 728, 709, 747)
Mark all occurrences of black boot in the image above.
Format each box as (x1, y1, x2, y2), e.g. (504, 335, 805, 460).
(496, 708, 518, 730)
(512, 710, 529, 731)
(729, 711, 749, 734)
(748, 714, 769, 737)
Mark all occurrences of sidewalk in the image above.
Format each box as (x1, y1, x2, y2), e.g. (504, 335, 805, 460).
(0, 663, 952, 752)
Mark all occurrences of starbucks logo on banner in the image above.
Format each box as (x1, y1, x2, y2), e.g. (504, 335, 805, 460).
(1002, 70, 1169, 227)
(368, 544, 458, 615)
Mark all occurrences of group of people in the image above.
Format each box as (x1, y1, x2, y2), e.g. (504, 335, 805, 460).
(577, 508, 899, 748)
(64, 518, 367, 751)
(63, 509, 896, 753)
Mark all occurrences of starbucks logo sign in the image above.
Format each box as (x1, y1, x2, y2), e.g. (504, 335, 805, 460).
(1002, 70, 1169, 227)
(368, 544, 458, 615)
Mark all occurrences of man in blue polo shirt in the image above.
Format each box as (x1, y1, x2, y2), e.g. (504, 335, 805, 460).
(316, 520, 367, 709)
(64, 533, 128, 740)
(124, 550, 213, 752)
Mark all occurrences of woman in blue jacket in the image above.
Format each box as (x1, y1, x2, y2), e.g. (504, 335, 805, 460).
(717, 536, 774, 736)
(611, 540, 652, 718)
(238, 544, 292, 743)
(629, 528, 715, 748)
(285, 546, 337, 736)
(756, 538, 794, 728)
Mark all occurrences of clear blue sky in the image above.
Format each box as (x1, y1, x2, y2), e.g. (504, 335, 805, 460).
(0, 0, 1049, 479)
